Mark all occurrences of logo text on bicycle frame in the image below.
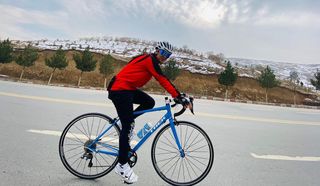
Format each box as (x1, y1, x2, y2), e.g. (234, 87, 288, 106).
(150, 116, 166, 133)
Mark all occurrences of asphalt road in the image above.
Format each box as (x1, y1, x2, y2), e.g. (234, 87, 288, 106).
(1, 80, 320, 186)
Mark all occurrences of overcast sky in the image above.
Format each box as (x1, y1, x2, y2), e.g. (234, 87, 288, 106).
(0, 0, 319, 64)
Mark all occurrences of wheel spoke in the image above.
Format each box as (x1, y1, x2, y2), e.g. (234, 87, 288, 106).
(182, 158, 186, 182)
(65, 136, 84, 145)
(156, 151, 177, 155)
(95, 154, 104, 168)
(86, 118, 91, 139)
(183, 158, 192, 181)
(75, 157, 83, 171)
(90, 117, 95, 139)
(186, 138, 206, 151)
(162, 133, 178, 150)
(186, 156, 203, 172)
(187, 154, 208, 160)
(184, 156, 198, 177)
(157, 154, 180, 163)
(74, 125, 90, 140)
(160, 154, 179, 172)
(65, 150, 84, 160)
(167, 156, 180, 176)
(189, 155, 207, 167)
(187, 150, 209, 153)
(183, 125, 189, 149)
(157, 147, 178, 154)
(96, 118, 102, 139)
(186, 132, 201, 150)
(94, 153, 99, 174)
(70, 156, 81, 167)
(64, 144, 83, 153)
(64, 143, 83, 146)
(82, 158, 87, 173)
(187, 144, 208, 154)
(98, 122, 108, 138)
(79, 121, 90, 139)
(97, 152, 111, 166)
(177, 158, 183, 181)
(184, 128, 195, 150)
(67, 132, 85, 144)
(159, 140, 178, 151)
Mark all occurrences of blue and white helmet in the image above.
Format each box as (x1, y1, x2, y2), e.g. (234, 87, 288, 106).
(155, 41, 174, 53)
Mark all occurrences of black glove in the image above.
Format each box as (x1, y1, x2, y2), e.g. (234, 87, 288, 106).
(174, 94, 190, 107)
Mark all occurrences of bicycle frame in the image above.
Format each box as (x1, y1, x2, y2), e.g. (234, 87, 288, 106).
(87, 100, 185, 157)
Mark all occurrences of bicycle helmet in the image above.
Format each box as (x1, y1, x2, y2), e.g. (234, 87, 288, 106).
(155, 41, 174, 53)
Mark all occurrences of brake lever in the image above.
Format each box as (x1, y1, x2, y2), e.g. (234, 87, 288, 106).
(190, 108, 194, 115)
(189, 97, 194, 115)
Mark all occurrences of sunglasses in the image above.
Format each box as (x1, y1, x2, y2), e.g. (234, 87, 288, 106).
(159, 49, 172, 58)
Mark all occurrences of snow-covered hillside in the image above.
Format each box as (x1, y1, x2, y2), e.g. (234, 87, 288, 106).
(229, 58, 320, 89)
(12, 37, 320, 88)
(12, 37, 224, 74)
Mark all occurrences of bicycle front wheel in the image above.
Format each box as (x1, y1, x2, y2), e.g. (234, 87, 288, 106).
(59, 113, 120, 179)
(151, 121, 214, 186)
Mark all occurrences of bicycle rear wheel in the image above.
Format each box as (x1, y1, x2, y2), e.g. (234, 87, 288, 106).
(59, 113, 120, 179)
(151, 121, 214, 186)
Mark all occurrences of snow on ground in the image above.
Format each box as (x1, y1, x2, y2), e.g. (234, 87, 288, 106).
(229, 58, 320, 89)
(11, 37, 320, 88)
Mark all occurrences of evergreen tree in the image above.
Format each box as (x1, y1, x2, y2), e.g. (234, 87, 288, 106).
(258, 66, 279, 103)
(73, 47, 97, 86)
(162, 59, 180, 81)
(289, 70, 299, 105)
(15, 45, 38, 80)
(0, 39, 13, 64)
(310, 69, 320, 91)
(45, 46, 68, 85)
(218, 61, 238, 99)
(142, 47, 148, 54)
(99, 54, 114, 89)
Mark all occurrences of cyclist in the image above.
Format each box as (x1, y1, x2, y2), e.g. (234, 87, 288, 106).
(107, 41, 190, 184)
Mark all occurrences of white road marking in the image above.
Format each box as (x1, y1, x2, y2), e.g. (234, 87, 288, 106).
(1, 91, 320, 126)
(193, 112, 320, 126)
(0, 91, 113, 107)
(27, 129, 62, 137)
(0, 80, 106, 93)
(27, 129, 138, 145)
(251, 153, 320, 162)
(245, 108, 274, 111)
(296, 111, 320, 115)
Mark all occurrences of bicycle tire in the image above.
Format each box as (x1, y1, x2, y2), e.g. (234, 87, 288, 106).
(151, 121, 214, 186)
(59, 113, 120, 179)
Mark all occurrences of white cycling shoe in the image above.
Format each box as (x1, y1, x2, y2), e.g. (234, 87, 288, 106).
(115, 162, 138, 184)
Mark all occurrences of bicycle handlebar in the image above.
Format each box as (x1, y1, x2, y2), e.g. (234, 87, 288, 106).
(168, 96, 194, 117)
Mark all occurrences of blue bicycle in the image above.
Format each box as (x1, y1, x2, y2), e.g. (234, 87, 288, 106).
(59, 97, 214, 185)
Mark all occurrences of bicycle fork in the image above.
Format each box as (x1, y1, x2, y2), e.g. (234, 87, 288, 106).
(169, 119, 185, 158)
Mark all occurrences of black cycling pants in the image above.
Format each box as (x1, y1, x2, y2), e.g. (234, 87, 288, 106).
(108, 89, 155, 164)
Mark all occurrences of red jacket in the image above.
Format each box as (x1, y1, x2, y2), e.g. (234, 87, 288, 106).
(108, 54, 180, 98)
